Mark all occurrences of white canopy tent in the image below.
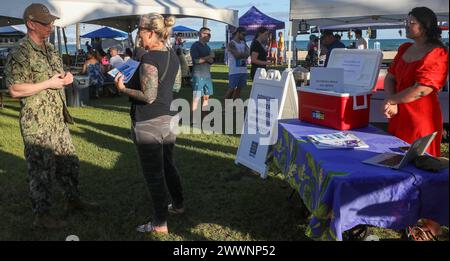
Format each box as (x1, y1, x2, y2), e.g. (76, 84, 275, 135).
(286, 0, 449, 123)
(0, 0, 238, 30)
(289, 0, 449, 31)
(286, 0, 449, 67)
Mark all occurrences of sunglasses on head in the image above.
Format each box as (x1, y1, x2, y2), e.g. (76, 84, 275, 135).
(138, 26, 151, 32)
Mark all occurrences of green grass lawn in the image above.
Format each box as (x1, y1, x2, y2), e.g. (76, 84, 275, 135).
(0, 64, 447, 241)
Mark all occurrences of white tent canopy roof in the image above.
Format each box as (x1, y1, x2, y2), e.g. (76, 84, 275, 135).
(0, 0, 238, 31)
(290, 0, 449, 28)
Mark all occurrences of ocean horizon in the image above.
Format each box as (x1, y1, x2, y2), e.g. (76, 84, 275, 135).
(64, 38, 449, 55)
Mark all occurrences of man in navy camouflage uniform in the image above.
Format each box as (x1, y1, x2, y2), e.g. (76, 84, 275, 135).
(4, 3, 97, 229)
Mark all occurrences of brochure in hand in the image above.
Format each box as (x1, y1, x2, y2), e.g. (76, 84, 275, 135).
(307, 132, 369, 149)
(107, 59, 140, 83)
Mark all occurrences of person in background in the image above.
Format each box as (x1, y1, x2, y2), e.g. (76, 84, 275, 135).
(123, 48, 133, 62)
(306, 34, 319, 66)
(250, 26, 272, 80)
(354, 29, 368, 49)
(190, 27, 214, 122)
(85, 41, 92, 52)
(268, 32, 278, 65)
(225, 26, 250, 100)
(174, 33, 184, 56)
(97, 49, 109, 66)
(307, 35, 318, 51)
(114, 13, 183, 234)
(277, 31, 285, 65)
(109, 47, 125, 68)
(81, 51, 104, 99)
(92, 37, 102, 52)
(382, 6, 448, 241)
(174, 34, 190, 84)
(94, 49, 111, 77)
(175, 33, 185, 48)
(321, 30, 345, 67)
(334, 33, 342, 41)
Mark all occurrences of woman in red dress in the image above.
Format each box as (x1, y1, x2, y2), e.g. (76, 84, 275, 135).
(383, 7, 448, 240)
(384, 8, 448, 157)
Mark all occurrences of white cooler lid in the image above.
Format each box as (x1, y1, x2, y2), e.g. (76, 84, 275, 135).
(326, 49, 383, 93)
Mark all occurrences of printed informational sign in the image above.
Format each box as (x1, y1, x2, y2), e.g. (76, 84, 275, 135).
(327, 49, 383, 89)
(340, 54, 364, 82)
(235, 68, 298, 178)
(310, 67, 344, 92)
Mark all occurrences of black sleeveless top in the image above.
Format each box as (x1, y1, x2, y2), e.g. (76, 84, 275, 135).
(129, 49, 180, 122)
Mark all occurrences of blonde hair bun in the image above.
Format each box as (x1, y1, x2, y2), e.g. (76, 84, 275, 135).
(139, 13, 175, 41)
(164, 16, 175, 28)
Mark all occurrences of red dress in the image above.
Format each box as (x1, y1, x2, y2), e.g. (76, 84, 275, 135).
(387, 43, 448, 157)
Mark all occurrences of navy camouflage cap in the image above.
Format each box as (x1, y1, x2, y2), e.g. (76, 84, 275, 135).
(23, 3, 59, 24)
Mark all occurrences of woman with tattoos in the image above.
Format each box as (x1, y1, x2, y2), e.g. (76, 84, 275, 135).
(382, 7, 448, 241)
(114, 13, 183, 234)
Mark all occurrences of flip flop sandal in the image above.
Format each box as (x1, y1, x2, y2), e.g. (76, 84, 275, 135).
(343, 225, 369, 241)
(407, 226, 438, 241)
(136, 221, 168, 234)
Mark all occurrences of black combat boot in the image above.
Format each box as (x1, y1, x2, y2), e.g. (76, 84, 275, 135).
(33, 212, 67, 229)
(65, 198, 99, 215)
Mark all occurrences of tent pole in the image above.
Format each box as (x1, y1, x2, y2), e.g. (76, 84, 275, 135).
(202, 0, 208, 27)
(288, 20, 292, 69)
(293, 34, 297, 65)
(62, 27, 70, 67)
(128, 32, 134, 48)
(57, 26, 62, 55)
(75, 23, 81, 51)
(49, 27, 56, 46)
(317, 26, 321, 65)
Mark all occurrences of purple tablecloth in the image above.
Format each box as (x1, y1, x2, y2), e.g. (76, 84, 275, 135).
(271, 119, 449, 240)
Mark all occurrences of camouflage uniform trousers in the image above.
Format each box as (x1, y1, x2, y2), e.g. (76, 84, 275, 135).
(23, 126, 80, 214)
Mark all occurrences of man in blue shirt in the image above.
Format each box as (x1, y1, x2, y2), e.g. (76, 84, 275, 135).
(190, 27, 214, 122)
(322, 30, 345, 67)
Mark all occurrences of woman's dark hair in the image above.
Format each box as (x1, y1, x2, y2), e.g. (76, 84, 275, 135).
(409, 7, 444, 47)
(254, 26, 268, 40)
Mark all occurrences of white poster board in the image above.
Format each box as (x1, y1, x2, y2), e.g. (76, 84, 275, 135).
(310, 67, 344, 91)
(235, 68, 298, 178)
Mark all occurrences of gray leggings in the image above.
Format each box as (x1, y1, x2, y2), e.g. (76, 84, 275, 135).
(131, 115, 183, 226)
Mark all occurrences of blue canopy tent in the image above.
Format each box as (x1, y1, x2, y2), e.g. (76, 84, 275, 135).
(0, 26, 25, 50)
(228, 6, 285, 40)
(80, 26, 131, 55)
(80, 27, 128, 39)
(0, 25, 26, 35)
(172, 25, 198, 39)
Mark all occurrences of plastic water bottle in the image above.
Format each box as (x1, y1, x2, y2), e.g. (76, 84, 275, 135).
(374, 41, 381, 50)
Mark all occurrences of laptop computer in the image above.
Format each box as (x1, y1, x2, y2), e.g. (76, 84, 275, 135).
(363, 132, 437, 169)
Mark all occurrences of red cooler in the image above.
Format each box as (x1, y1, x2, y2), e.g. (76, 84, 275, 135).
(298, 49, 383, 130)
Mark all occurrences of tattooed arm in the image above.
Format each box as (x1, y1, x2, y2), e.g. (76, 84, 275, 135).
(382, 83, 434, 118)
(115, 64, 159, 104)
(173, 65, 182, 92)
(385, 83, 434, 105)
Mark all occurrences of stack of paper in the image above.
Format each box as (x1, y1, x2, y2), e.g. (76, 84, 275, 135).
(306, 132, 369, 149)
(107, 59, 140, 84)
